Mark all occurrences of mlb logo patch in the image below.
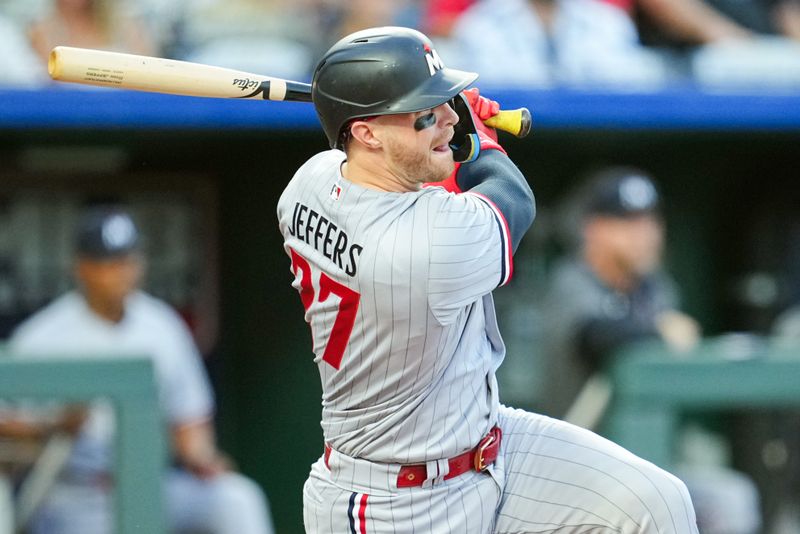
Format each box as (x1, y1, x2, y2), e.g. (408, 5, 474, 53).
(329, 183, 342, 201)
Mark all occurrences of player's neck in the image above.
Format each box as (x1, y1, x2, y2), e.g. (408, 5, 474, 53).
(342, 154, 418, 193)
(83, 293, 126, 324)
(584, 249, 636, 293)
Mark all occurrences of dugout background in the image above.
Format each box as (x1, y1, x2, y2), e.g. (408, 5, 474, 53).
(1, 88, 799, 533)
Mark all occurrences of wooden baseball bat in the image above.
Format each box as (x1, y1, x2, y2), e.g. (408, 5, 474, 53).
(48, 46, 532, 138)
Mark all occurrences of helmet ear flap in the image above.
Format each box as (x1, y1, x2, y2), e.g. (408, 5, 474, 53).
(449, 93, 481, 163)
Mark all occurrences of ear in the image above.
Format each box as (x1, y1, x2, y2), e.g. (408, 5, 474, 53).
(350, 121, 382, 150)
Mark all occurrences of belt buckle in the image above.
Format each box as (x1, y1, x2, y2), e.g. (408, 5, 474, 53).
(473, 432, 497, 472)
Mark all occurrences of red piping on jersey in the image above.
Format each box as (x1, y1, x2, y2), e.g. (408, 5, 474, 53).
(465, 192, 514, 286)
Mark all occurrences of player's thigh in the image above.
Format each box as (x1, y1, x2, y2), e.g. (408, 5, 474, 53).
(494, 406, 698, 534)
(28, 481, 111, 534)
(166, 469, 273, 534)
(304, 458, 500, 534)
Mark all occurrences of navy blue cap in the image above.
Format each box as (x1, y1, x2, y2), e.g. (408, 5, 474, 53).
(583, 169, 660, 218)
(75, 208, 140, 259)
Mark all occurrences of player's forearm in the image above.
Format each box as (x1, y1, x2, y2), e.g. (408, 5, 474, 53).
(0, 419, 47, 440)
(775, 1, 800, 40)
(0, 406, 87, 439)
(172, 420, 229, 477)
(638, 0, 752, 43)
(456, 151, 535, 252)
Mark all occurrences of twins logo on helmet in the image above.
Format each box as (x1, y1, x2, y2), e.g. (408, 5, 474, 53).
(423, 43, 444, 76)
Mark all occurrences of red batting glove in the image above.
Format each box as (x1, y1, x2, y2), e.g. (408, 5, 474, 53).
(424, 89, 506, 192)
(462, 88, 505, 153)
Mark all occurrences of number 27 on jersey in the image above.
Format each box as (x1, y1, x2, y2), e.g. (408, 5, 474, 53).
(290, 248, 360, 370)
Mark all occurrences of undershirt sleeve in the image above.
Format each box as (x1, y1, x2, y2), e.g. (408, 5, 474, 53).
(455, 150, 535, 253)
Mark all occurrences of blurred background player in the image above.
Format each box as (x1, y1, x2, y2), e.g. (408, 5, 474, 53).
(540, 167, 700, 420)
(0, 207, 274, 534)
(539, 168, 761, 534)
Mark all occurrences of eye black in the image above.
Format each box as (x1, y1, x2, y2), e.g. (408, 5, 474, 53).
(414, 113, 437, 131)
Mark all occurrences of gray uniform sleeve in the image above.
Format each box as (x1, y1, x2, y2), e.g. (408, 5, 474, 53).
(426, 189, 513, 324)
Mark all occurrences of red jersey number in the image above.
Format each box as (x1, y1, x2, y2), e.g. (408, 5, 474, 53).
(290, 248, 360, 370)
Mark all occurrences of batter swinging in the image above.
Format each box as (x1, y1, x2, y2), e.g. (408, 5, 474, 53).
(277, 26, 699, 534)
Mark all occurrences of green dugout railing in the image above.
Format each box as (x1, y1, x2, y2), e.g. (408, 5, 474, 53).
(604, 336, 800, 469)
(0, 355, 166, 533)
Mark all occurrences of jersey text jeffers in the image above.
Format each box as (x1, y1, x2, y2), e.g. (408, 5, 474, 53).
(288, 202, 363, 276)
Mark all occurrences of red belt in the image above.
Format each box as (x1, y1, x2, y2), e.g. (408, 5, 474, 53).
(324, 426, 502, 489)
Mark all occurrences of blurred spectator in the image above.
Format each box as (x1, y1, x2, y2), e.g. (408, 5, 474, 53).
(538, 167, 761, 534)
(331, 0, 406, 37)
(629, 0, 753, 44)
(422, 0, 642, 36)
(422, 0, 475, 37)
(176, 0, 315, 80)
(636, 0, 800, 44)
(170, 0, 414, 81)
(446, 0, 669, 88)
(27, 0, 158, 66)
(0, 207, 274, 534)
(300, 0, 419, 68)
(0, 13, 47, 86)
(631, 0, 800, 88)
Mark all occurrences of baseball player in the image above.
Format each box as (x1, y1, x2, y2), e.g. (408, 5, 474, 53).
(2, 208, 273, 534)
(277, 27, 699, 533)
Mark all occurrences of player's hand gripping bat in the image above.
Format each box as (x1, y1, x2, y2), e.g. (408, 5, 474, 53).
(48, 46, 532, 138)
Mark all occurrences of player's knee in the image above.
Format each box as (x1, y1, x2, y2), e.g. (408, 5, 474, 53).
(218, 473, 267, 511)
(678, 466, 761, 534)
(623, 463, 698, 534)
(210, 473, 273, 534)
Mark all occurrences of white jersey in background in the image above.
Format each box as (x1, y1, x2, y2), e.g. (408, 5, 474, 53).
(7, 290, 273, 534)
(9, 290, 213, 475)
(277, 149, 512, 464)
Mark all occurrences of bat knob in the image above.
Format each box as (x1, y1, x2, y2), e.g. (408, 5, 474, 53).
(517, 108, 532, 138)
(483, 107, 533, 138)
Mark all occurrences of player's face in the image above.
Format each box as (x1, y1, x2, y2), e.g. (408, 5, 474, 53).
(379, 102, 458, 186)
(608, 214, 665, 276)
(76, 255, 143, 305)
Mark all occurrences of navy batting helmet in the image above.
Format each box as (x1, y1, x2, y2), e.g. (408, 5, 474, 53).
(312, 26, 478, 149)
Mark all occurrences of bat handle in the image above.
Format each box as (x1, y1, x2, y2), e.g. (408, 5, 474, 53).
(484, 108, 532, 138)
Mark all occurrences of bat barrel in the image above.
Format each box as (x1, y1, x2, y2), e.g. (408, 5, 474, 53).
(48, 46, 530, 136)
(48, 46, 308, 102)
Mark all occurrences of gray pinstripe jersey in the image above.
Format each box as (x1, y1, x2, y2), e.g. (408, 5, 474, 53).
(277, 150, 514, 464)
